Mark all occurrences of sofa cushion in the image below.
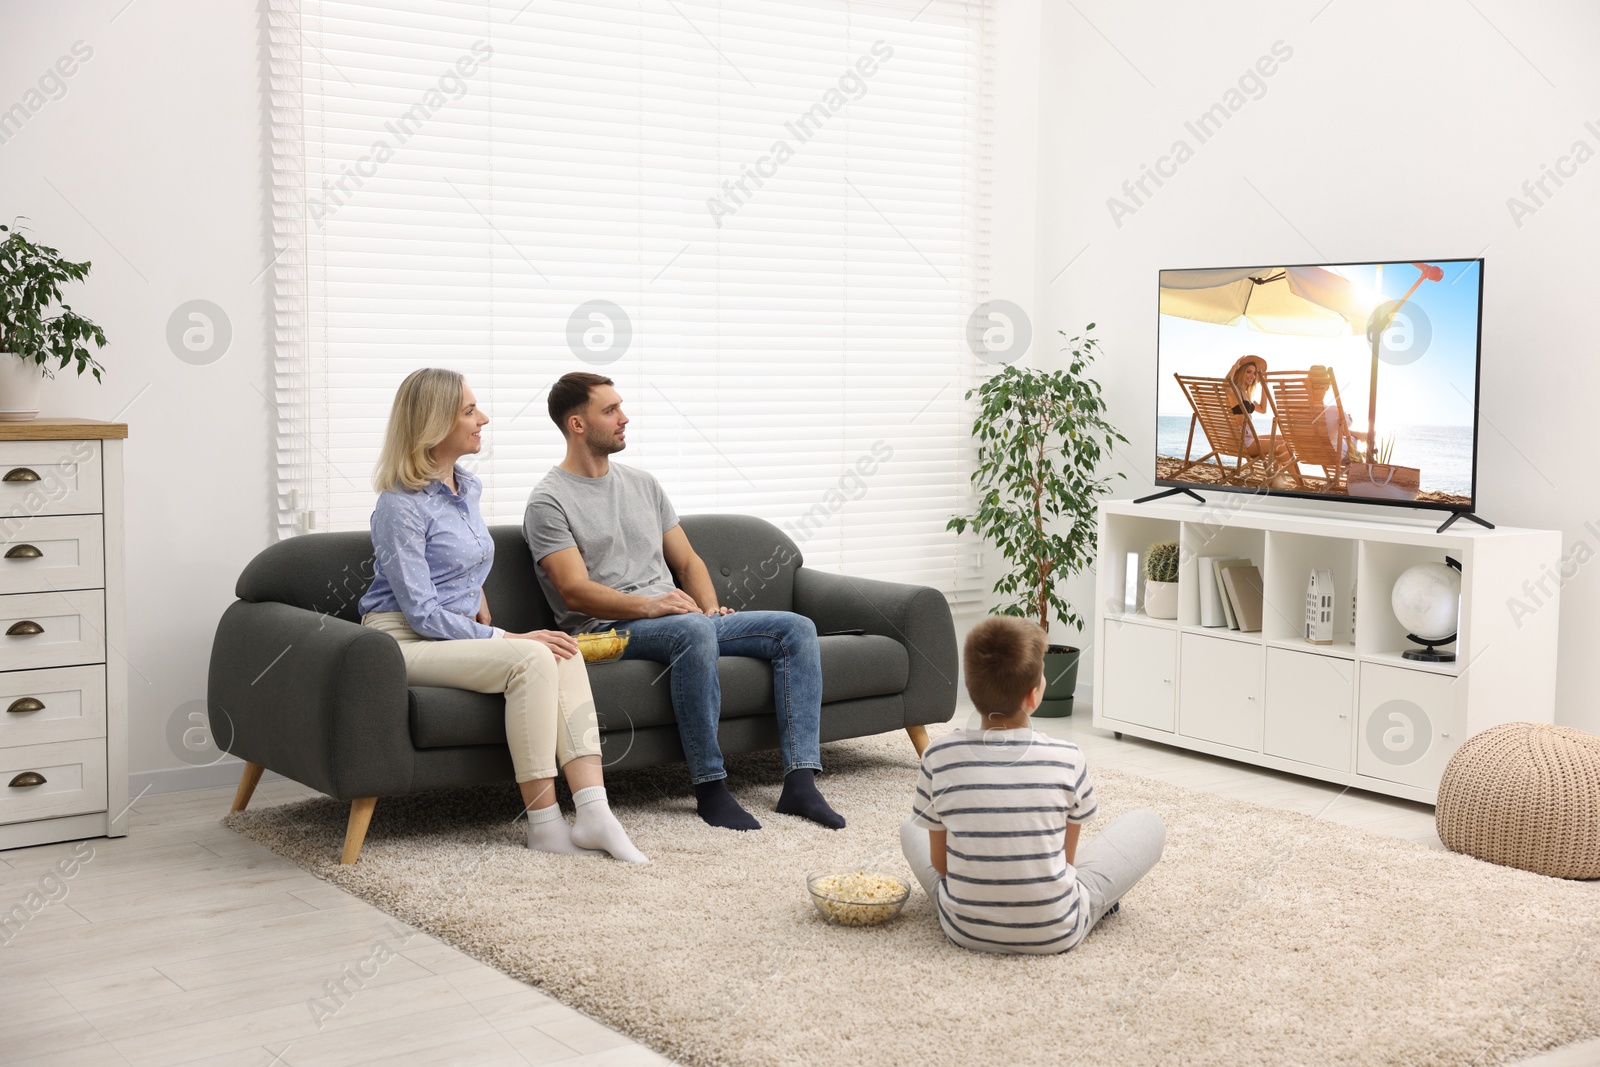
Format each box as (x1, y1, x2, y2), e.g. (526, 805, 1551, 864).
(234, 515, 801, 627)
(482, 527, 559, 633)
(816, 634, 909, 702)
(678, 513, 803, 613)
(407, 635, 909, 750)
(237, 526, 559, 630)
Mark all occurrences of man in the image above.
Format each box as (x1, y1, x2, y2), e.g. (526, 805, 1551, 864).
(522, 371, 843, 832)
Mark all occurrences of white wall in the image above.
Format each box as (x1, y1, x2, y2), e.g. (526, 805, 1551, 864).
(1, 0, 271, 789)
(959, 0, 1043, 646)
(1035, 0, 1600, 731)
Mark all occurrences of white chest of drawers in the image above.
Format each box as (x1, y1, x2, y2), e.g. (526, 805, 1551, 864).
(0, 419, 128, 850)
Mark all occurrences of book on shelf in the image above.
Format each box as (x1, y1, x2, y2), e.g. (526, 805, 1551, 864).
(1211, 557, 1252, 629)
(1221, 564, 1265, 633)
(1196, 555, 1226, 627)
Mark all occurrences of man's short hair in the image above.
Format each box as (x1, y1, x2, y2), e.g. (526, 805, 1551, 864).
(548, 372, 615, 436)
(962, 615, 1049, 718)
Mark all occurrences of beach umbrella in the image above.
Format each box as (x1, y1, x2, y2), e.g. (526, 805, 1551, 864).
(1159, 264, 1440, 459)
(1159, 266, 1372, 337)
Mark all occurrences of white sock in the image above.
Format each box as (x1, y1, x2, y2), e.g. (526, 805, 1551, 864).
(525, 803, 597, 856)
(570, 787, 648, 864)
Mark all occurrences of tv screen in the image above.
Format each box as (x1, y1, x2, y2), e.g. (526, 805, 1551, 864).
(1154, 259, 1483, 514)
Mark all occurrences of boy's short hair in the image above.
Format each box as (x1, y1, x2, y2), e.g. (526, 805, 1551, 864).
(548, 371, 614, 436)
(963, 615, 1049, 717)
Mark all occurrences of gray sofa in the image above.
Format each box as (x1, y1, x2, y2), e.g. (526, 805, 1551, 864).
(208, 513, 957, 862)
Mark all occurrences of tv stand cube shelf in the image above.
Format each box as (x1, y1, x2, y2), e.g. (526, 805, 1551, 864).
(1092, 499, 1560, 804)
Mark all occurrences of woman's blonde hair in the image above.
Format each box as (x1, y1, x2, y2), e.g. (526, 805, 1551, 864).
(373, 368, 465, 493)
(1230, 357, 1266, 407)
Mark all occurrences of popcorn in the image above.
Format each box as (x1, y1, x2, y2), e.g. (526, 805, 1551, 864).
(809, 871, 909, 926)
(576, 629, 629, 662)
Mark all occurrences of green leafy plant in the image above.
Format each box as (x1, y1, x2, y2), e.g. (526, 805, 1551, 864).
(1145, 541, 1179, 584)
(948, 325, 1128, 636)
(1356, 431, 1397, 466)
(0, 220, 107, 380)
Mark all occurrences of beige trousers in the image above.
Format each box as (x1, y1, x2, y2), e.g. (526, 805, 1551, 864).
(362, 612, 602, 782)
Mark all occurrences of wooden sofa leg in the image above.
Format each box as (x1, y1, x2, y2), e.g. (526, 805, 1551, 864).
(341, 798, 378, 865)
(906, 726, 930, 757)
(230, 762, 265, 813)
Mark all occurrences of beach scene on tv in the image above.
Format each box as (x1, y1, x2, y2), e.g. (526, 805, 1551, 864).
(1155, 260, 1481, 508)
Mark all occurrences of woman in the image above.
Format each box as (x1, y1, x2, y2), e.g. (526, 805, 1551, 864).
(1307, 364, 1355, 461)
(1226, 354, 1291, 469)
(358, 368, 646, 863)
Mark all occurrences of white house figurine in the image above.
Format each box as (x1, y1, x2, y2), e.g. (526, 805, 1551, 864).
(1305, 568, 1334, 645)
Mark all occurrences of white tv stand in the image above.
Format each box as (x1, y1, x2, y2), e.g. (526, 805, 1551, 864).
(1091, 498, 1560, 804)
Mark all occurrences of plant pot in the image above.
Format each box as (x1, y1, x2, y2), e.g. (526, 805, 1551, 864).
(1143, 579, 1179, 619)
(0, 355, 42, 422)
(1037, 645, 1080, 717)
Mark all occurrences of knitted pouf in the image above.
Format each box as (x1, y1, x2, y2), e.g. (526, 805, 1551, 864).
(1436, 722, 1600, 879)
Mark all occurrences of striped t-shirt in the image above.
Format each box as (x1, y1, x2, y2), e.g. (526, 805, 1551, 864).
(911, 727, 1098, 955)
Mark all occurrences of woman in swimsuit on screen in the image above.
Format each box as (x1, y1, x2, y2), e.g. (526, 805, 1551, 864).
(1226, 354, 1290, 471)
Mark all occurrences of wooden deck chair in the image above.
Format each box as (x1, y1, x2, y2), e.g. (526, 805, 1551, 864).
(1263, 368, 1361, 491)
(1170, 374, 1278, 486)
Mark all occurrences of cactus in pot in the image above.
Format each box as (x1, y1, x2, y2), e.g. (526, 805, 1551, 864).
(1143, 540, 1180, 619)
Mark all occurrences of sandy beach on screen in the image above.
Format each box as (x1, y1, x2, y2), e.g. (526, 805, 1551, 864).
(1155, 456, 1472, 508)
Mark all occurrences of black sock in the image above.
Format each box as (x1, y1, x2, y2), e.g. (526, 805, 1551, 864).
(775, 769, 845, 829)
(694, 779, 761, 831)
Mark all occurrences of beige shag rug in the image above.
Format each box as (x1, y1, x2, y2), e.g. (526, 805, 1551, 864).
(225, 730, 1600, 1067)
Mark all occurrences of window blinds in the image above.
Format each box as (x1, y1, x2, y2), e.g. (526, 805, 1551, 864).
(268, 0, 992, 601)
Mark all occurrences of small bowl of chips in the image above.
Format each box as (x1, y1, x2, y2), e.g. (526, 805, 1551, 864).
(806, 869, 911, 926)
(575, 628, 631, 663)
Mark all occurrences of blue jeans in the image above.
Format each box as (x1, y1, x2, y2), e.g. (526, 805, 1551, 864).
(619, 610, 823, 785)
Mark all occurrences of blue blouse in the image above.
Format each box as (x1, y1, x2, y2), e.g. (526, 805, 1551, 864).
(359, 466, 499, 641)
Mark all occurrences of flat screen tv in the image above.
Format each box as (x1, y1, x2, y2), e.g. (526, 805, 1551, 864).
(1154, 258, 1484, 517)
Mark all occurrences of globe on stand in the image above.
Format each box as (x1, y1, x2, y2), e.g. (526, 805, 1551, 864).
(1391, 559, 1461, 662)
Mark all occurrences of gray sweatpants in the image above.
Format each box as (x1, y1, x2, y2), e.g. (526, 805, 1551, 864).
(899, 808, 1166, 933)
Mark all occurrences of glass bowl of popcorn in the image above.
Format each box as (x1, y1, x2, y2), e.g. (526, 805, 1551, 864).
(806, 869, 911, 926)
(575, 628, 631, 663)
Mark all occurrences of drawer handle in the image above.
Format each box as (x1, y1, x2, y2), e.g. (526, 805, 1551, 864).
(6, 621, 44, 637)
(8, 771, 46, 788)
(2, 468, 41, 483)
(4, 544, 42, 559)
(6, 697, 44, 714)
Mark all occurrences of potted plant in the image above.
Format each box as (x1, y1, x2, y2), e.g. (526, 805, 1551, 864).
(0, 220, 108, 420)
(948, 325, 1127, 717)
(1143, 541, 1179, 619)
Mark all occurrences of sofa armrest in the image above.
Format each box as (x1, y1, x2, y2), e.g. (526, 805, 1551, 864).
(791, 568, 957, 728)
(207, 600, 415, 800)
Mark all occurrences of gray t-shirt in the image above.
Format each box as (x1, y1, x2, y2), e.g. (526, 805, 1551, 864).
(523, 462, 680, 634)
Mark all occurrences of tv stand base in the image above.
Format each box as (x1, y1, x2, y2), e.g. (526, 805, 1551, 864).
(1134, 487, 1204, 505)
(1436, 512, 1495, 533)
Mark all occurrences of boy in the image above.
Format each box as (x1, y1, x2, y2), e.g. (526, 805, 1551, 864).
(900, 616, 1165, 954)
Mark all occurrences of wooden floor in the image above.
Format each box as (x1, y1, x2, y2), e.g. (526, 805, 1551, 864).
(2, 701, 1596, 1067)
